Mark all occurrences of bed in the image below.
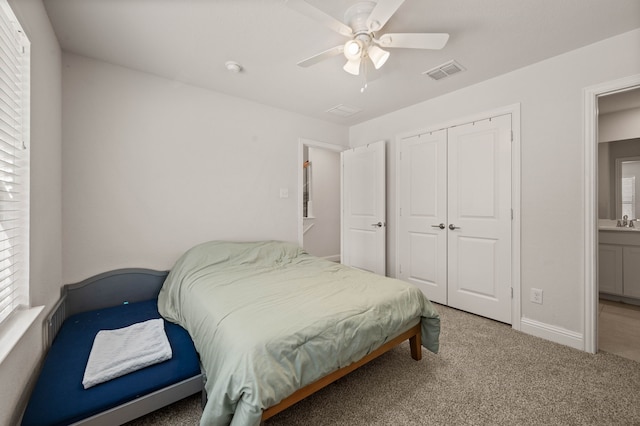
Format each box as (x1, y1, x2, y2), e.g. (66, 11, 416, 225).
(21, 269, 203, 426)
(158, 240, 440, 426)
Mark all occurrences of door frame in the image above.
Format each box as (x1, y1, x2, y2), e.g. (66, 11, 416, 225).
(583, 74, 640, 354)
(297, 138, 345, 250)
(395, 103, 521, 330)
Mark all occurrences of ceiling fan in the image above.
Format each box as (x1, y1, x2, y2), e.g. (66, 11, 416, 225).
(286, 0, 449, 76)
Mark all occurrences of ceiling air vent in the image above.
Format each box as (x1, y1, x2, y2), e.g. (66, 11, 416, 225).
(326, 104, 362, 118)
(423, 60, 465, 81)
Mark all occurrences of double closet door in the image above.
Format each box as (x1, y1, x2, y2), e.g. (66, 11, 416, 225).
(398, 114, 512, 324)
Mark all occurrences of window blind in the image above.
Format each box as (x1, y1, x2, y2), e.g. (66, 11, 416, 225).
(621, 176, 635, 219)
(0, 1, 29, 325)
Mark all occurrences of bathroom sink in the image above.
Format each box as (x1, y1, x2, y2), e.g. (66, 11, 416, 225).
(599, 225, 640, 232)
(598, 219, 640, 231)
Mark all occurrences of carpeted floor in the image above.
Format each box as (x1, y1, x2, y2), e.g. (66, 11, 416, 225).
(126, 304, 640, 425)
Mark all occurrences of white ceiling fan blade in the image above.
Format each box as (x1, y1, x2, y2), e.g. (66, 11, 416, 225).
(366, 0, 405, 31)
(285, 0, 353, 37)
(297, 45, 344, 68)
(377, 33, 449, 50)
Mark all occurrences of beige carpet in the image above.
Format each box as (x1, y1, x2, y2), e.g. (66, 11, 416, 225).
(126, 304, 640, 425)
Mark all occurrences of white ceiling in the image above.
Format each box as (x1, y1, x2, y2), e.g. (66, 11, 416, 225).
(43, 0, 640, 126)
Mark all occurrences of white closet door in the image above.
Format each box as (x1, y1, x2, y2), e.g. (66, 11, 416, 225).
(341, 141, 386, 275)
(398, 130, 448, 304)
(447, 114, 512, 323)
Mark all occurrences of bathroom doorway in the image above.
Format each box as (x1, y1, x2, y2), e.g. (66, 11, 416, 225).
(297, 138, 344, 261)
(586, 77, 640, 358)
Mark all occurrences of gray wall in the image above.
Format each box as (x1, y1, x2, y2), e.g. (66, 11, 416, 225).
(600, 107, 640, 142)
(61, 53, 349, 283)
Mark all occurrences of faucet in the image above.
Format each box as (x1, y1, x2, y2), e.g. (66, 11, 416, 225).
(617, 215, 636, 228)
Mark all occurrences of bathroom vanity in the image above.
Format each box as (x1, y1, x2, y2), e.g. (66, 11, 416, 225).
(599, 221, 640, 305)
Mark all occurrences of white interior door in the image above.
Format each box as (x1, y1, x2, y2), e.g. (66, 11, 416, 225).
(447, 114, 512, 323)
(398, 130, 448, 303)
(341, 141, 386, 275)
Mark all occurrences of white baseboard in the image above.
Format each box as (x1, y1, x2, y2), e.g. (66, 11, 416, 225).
(323, 254, 341, 263)
(520, 317, 584, 351)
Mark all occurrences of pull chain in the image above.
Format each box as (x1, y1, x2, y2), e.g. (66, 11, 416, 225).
(360, 57, 368, 93)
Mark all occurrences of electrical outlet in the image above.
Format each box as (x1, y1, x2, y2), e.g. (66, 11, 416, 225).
(531, 288, 543, 304)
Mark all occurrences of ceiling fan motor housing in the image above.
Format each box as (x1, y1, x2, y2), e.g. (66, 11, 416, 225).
(345, 2, 376, 36)
(343, 1, 377, 60)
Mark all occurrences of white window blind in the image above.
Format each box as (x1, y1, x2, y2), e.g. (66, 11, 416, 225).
(0, 1, 29, 325)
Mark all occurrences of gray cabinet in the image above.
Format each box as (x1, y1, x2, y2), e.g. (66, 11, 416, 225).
(599, 231, 640, 301)
(599, 244, 623, 295)
(623, 246, 640, 298)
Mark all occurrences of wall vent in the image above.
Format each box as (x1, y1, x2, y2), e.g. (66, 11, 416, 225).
(423, 60, 466, 81)
(326, 104, 362, 117)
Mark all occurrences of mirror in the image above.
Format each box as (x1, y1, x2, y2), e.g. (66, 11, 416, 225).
(616, 156, 640, 219)
(303, 146, 312, 218)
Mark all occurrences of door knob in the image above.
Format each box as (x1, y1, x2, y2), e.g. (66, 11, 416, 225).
(449, 224, 460, 230)
(371, 222, 384, 228)
(431, 223, 446, 229)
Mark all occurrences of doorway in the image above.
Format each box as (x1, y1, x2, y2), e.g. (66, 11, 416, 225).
(297, 138, 344, 261)
(594, 86, 640, 361)
(584, 74, 640, 354)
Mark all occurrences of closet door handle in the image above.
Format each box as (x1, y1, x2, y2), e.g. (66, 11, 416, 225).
(431, 223, 446, 229)
(449, 224, 460, 230)
(371, 222, 384, 228)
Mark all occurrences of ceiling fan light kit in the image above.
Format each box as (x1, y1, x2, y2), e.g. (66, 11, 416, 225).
(287, 0, 449, 77)
(343, 59, 362, 75)
(368, 45, 390, 69)
(344, 39, 364, 60)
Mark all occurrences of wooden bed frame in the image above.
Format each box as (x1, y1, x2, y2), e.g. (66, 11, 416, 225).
(262, 322, 422, 420)
(43, 268, 422, 424)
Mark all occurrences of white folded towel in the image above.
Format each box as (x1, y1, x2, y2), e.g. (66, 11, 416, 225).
(82, 318, 172, 389)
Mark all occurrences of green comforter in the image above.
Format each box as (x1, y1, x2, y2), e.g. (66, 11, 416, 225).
(158, 241, 440, 426)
